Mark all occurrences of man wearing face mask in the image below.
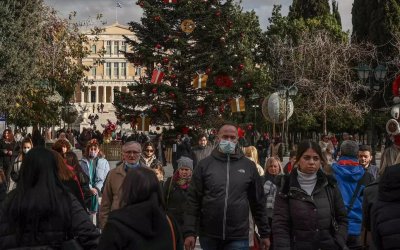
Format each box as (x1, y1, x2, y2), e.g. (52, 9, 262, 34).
(183, 123, 271, 250)
(99, 141, 143, 229)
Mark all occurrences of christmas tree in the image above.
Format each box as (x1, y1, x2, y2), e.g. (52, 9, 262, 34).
(113, 0, 267, 130)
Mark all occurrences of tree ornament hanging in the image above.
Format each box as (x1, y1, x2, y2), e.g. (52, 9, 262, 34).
(154, 15, 161, 21)
(192, 71, 208, 89)
(155, 43, 162, 49)
(180, 19, 196, 34)
(230, 96, 246, 112)
(246, 82, 252, 88)
(170, 74, 177, 80)
(163, 0, 177, 3)
(137, 114, 150, 131)
(215, 75, 233, 88)
(215, 10, 221, 17)
(151, 106, 158, 113)
(150, 66, 164, 84)
(220, 37, 226, 43)
(152, 88, 158, 94)
(162, 57, 170, 64)
(169, 92, 176, 98)
(238, 64, 245, 70)
(205, 67, 212, 75)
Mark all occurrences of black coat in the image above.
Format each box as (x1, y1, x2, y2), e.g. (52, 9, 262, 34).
(164, 177, 189, 229)
(0, 193, 99, 249)
(183, 147, 269, 240)
(98, 195, 183, 250)
(372, 165, 400, 250)
(273, 169, 348, 250)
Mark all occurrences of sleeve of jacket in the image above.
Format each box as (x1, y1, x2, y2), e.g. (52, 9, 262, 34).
(94, 158, 110, 193)
(71, 195, 100, 249)
(371, 205, 383, 250)
(272, 179, 291, 250)
(248, 165, 270, 239)
(97, 221, 124, 250)
(99, 172, 113, 229)
(182, 161, 203, 238)
(332, 185, 348, 248)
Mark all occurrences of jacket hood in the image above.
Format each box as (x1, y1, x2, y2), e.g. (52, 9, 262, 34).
(379, 164, 400, 202)
(210, 146, 244, 162)
(107, 194, 166, 238)
(332, 156, 365, 182)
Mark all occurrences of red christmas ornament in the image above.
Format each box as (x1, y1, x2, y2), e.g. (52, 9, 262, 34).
(170, 74, 177, 80)
(208, 89, 213, 94)
(205, 67, 212, 75)
(247, 124, 253, 130)
(152, 88, 158, 94)
(215, 75, 233, 88)
(227, 21, 233, 29)
(197, 106, 205, 116)
(155, 43, 162, 49)
(154, 15, 161, 21)
(238, 64, 245, 70)
(151, 106, 158, 113)
(215, 10, 221, 17)
(246, 82, 252, 88)
(238, 127, 245, 138)
(169, 92, 176, 98)
(219, 105, 225, 113)
(162, 57, 170, 64)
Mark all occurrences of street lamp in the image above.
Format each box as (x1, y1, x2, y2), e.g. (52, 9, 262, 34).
(356, 64, 387, 163)
(278, 84, 298, 155)
(250, 91, 260, 145)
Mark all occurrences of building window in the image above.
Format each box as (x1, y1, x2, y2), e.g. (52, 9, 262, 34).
(121, 62, 126, 77)
(114, 62, 119, 78)
(136, 66, 142, 76)
(91, 44, 96, 54)
(121, 41, 127, 53)
(113, 41, 119, 54)
(106, 62, 111, 77)
(106, 41, 111, 55)
(91, 66, 96, 77)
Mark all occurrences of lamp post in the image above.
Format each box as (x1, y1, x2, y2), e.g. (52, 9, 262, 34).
(356, 64, 387, 163)
(250, 91, 260, 145)
(278, 85, 298, 155)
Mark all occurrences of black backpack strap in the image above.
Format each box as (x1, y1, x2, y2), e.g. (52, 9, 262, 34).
(347, 172, 369, 213)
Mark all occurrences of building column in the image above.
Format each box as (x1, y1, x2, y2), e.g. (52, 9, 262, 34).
(103, 85, 106, 103)
(111, 86, 114, 103)
(81, 91, 84, 104)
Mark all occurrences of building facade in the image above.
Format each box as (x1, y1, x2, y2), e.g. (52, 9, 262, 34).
(74, 23, 142, 110)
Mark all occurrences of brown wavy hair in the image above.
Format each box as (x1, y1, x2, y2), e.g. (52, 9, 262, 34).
(2, 128, 14, 142)
(83, 138, 104, 158)
(52, 139, 71, 158)
(51, 150, 75, 181)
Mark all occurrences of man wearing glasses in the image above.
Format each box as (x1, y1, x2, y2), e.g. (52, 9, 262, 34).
(99, 141, 142, 229)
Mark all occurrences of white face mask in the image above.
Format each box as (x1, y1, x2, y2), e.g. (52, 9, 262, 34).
(89, 151, 97, 158)
(23, 148, 30, 154)
(218, 140, 236, 154)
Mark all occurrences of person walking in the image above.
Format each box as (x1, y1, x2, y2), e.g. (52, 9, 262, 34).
(183, 123, 270, 250)
(140, 141, 162, 168)
(330, 140, 374, 249)
(273, 140, 348, 250)
(0, 129, 16, 188)
(99, 140, 143, 229)
(164, 156, 193, 233)
(0, 147, 99, 249)
(98, 167, 183, 250)
(9, 137, 32, 191)
(358, 145, 379, 180)
(371, 165, 400, 250)
(192, 133, 213, 168)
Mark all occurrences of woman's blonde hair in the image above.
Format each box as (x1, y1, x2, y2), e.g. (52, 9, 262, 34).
(243, 146, 259, 165)
(264, 156, 284, 174)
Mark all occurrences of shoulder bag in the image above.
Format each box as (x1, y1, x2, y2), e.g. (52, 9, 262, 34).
(166, 215, 177, 250)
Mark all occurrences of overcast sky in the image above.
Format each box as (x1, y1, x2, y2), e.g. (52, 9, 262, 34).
(44, 0, 354, 32)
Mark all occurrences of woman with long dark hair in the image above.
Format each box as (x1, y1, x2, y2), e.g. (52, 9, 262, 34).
(99, 167, 183, 250)
(0, 128, 16, 188)
(10, 137, 33, 190)
(0, 147, 99, 249)
(273, 140, 348, 250)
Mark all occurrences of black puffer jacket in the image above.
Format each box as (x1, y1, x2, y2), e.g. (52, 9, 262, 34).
(273, 169, 348, 250)
(164, 177, 188, 229)
(183, 147, 269, 240)
(372, 165, 400, 250)
(0, 193, 99, 249)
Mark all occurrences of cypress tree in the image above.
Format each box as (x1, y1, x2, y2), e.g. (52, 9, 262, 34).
(332, 0, 342, 28)
(288, 0, 330, 20)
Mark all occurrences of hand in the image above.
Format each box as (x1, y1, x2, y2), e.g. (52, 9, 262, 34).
(91, 188, 98, 195)
(184, 236, 196, 250)
(260, 238, 271, 250)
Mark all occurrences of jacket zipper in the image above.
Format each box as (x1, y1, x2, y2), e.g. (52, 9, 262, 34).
(222, 154, 230, 240)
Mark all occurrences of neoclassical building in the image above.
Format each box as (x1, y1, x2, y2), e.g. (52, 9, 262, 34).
(74, 23, 142, 110)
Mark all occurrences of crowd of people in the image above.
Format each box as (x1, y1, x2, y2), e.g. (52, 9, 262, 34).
(0, 125, 399, 249)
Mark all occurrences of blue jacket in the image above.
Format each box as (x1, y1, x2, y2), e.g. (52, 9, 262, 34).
(331, 156, 366, 236)
(80, 157, 110, 193)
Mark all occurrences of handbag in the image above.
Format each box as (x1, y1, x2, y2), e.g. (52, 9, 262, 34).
(166, 215, 177, 250)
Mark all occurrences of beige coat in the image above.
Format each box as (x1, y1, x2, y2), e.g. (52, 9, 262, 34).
(99, 163, 126, 229)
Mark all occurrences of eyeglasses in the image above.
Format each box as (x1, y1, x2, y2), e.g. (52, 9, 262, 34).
(124, 150, 141, 155)
(144, 149, 154, 152)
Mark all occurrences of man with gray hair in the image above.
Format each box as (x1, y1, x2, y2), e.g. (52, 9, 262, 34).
(99, 141, 143, 229)
(331, 140, 374, 249)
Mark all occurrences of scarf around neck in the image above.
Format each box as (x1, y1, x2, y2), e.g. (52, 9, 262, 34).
(173, 171, 191, 190)
(297, 168, 317, 196)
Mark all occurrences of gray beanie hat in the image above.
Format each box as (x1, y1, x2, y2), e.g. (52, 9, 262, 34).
(177, 156, 193, 171)
(340, 140, 359, 157)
